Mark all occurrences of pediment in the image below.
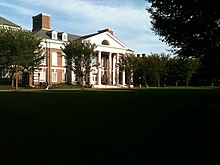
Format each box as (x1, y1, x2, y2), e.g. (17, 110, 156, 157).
(84, 31, 128, 50)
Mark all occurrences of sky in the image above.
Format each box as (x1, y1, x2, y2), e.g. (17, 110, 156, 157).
(0, 0, 171, 54)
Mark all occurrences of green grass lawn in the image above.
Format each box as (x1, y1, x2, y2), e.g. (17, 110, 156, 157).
(0, 88, 219, 164)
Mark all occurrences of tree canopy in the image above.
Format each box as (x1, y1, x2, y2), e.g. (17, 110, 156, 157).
(0, 28, 44, 90)
(147, 0, 220, 78)
(62, 40, 96, 87)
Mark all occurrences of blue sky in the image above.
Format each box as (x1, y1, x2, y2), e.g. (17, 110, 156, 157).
(0, 0, 171, 54)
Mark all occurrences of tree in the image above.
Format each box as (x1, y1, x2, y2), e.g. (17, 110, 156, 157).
(132, 56, 145, 86)
(150, 53, 168, 87)
(167, 56, 200, 87)
(181, 58, 200, 87)
(147, 0, 220, 78)
(62, 40, 96, 88)
(0, 28, 44, 91)
(141, 54, 168, 87)
(167, 57, 183, 86)
(118, 53, 136, 88)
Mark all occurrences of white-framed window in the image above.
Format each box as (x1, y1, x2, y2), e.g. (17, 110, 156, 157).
(52, 30, 57, 40)
(41, 53, 46, 65)
(62, 72, 66, 82)
(39, 72, 46, 82)
(62, 32, 68, 41)
(62, 54, 67, 66)
(52, 72, 57, 82)
(52, 52, 58, 66)
(91, 57, 97, 66)
(93, 75, 97, 82)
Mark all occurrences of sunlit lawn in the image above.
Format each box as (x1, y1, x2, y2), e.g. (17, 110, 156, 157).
(0, 88, 219, 164)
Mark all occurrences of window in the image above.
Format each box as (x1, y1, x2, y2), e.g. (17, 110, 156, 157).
(52, 52, 58, 66)
(91, 57, 97, 66)
(93, 75, 97, 82)
(62, 72, 66, 82)
(52, 30, 57, 40)
(52, 72, 57, 82)
(39, 72, 46, 82)
(41, 53, 46, 65)
(62, 33, 68, 41)
(102, 40, 110, 45)
(62, 54, 67, 66)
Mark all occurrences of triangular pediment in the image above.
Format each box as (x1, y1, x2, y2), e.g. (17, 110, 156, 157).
(83, 31, 129, 50)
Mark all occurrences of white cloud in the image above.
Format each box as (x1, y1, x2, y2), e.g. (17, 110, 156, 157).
(0, 2, 35, 15)
(0, 0, 170, 54)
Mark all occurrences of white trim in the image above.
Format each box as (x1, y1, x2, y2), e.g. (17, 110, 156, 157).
(51, 67, 66, 70)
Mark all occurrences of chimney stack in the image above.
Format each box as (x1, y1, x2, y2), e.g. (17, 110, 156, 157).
(32, 13, 51, 32)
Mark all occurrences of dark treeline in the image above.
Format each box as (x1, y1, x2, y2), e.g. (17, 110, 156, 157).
(131, 53, 218, 87)
(145, 0, 220, 87)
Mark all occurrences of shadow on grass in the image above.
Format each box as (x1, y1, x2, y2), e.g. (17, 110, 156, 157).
(0, 87, 219, 164)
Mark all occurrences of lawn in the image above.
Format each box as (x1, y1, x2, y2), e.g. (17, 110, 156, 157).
(0, 88, 219, 164)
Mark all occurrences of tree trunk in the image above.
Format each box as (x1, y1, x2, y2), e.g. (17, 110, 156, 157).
(157, 78, 160, 87)
(175, 81, 179, 87)
(15, 70, 19, 91)
(11, 72, 15, 88)
(29, 72, 33, 86)
(186, 77, 189, 88)
(128, 74, 131, 88)
(80, 76, 84, 89)
(11, 77, 14, 88)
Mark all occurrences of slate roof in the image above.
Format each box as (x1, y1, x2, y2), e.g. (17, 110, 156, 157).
(35, 28, 134, 52)
(35, 29, 81, 41)
(35, 29, 108, 42)
(80, 29, 111, 40)
(0, 16, 20, 28)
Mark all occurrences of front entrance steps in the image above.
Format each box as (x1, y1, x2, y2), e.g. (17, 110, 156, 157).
(93, 84, 133, 89)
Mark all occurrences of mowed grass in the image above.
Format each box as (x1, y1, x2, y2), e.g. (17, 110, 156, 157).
(0, 88, 219, 164)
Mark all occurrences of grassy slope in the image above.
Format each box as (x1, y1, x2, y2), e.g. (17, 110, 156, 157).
(0, 88, 219, 164)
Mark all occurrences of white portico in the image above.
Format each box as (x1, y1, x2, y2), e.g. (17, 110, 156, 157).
(83, 29, 134, 87)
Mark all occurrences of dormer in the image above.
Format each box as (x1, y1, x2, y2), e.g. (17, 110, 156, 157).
(51, 30, 57, 40)
(46, 30, 58, 40)
(58, 32, 68, 41)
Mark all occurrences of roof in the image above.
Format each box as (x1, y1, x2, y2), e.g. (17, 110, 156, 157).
(79, 29, 111, 40)
(0, 16, 20, 28)
(35, 29, 81, 41)
(35, 28, 134, 52)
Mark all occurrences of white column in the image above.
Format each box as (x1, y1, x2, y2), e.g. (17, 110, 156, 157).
(89, 71, 93, 85)
(122, 69, 126, 85)
(97, 51, 102, 85)
(112, 54, 116, 85)
(116, 53, 119, 85)
(108, 52, 112, 85)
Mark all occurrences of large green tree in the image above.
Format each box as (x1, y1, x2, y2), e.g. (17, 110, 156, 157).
(118, 53, 136, 88)
(147, 0, 220, 78)
(62, 40, 96, 88)
(167, 57, 200, 87)
(0, 28, 44, 91)
(139, 54, 168, 87)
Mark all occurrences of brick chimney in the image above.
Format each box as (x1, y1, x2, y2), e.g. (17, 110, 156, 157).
(32, 13, 50, 32)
